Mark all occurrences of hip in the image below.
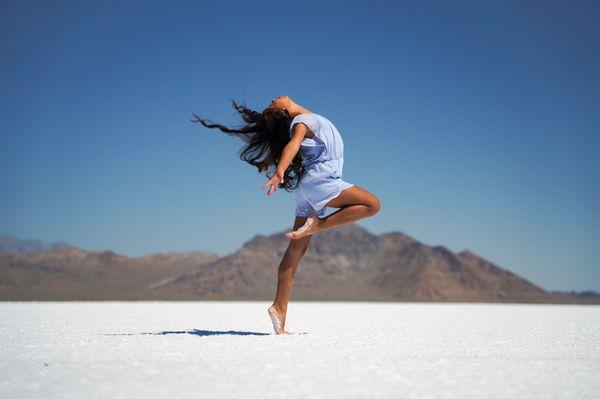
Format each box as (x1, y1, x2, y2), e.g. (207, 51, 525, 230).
(302, 158, 345, 181)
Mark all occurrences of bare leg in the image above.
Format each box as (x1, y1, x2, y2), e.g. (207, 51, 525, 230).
(269, 215, 313, 334)
(287, 185, 381, 239)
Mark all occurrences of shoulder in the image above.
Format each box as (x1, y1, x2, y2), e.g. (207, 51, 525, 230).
(291, 113, 316, 131)
(291, 113, 322, 127)
(292, 112, 317, 123)
(290, 113, 322, 139)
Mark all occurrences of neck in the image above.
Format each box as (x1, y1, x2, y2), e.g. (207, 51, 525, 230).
(290, 106, 312, 117)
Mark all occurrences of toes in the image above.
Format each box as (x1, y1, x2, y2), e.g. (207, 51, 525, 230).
(286, 230, 302, 239)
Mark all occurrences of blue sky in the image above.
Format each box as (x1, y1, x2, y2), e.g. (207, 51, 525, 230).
(1, 0, 598, 291)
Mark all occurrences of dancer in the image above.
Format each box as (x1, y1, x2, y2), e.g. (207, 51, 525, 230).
(192, 95, 381, 334)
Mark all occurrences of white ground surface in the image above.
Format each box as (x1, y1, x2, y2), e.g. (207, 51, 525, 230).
(1, 301, 599, 398)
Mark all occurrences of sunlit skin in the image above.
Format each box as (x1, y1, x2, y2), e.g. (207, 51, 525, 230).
(262, 95, 381, 335)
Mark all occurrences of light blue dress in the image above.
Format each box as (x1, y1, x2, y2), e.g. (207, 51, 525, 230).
(289, 112, 354, 218)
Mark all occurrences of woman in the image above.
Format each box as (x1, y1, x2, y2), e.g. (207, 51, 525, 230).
(192, 95, 381, 334)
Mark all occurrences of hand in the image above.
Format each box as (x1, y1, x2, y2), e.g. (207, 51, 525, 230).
(261, 170, 284, 196)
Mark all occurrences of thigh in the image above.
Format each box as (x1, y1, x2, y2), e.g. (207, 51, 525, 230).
(325, 185, 379, 209)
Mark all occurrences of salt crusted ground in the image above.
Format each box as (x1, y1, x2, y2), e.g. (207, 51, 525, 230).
(1, 301, 599, 398)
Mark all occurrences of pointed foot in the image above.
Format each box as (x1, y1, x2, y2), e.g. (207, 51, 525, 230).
(286, 215, 321, 240)
(268, 305, 284, 334)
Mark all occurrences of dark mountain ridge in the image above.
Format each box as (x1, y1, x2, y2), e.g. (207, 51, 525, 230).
(1, 227, 598, 303)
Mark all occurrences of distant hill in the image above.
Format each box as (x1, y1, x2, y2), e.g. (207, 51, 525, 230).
(0, 233, 74, 253)
(1, 226, 598, 303)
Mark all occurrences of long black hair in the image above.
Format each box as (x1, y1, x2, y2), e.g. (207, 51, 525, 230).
(191, 99, 306, 191)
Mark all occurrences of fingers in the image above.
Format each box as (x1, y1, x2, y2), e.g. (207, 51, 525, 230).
(262, 178, 274, 191)
(261, 176, 282, 196)
(262, 180, 275, 196)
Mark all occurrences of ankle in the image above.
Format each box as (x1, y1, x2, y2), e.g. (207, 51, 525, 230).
(313, 216, 326, 231)
(270, 303, 286, 313)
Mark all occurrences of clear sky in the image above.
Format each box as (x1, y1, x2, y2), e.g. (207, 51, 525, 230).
(1, 0, 598, 292)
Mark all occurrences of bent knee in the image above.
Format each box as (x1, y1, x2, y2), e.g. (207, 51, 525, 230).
(367, 196, 381, 215)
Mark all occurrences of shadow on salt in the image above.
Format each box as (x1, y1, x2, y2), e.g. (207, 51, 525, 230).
(103, 329, 308, 336)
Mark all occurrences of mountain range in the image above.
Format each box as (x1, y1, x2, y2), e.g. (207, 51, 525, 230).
(1, 228, 598, 303)
(0, 233, 73, 254)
